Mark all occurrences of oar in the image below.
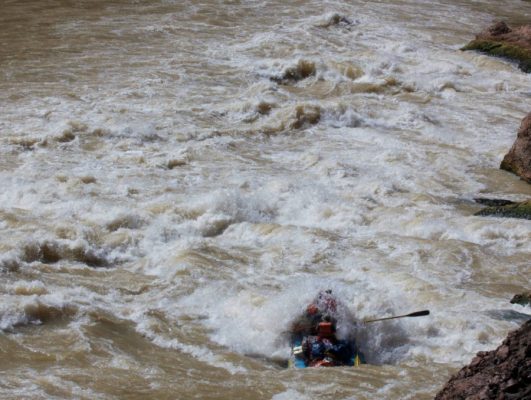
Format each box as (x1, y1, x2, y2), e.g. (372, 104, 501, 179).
(363, 310, 430, 323)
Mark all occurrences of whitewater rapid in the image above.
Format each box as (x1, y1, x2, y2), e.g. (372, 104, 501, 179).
(1, 0, 530, 399)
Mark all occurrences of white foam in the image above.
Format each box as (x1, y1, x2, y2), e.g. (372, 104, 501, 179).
(272, 389, 311, 400)
(1, 1, 530, 397)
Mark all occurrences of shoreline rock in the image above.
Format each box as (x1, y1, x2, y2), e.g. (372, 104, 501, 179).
(500, 112, 531, 184)
(473, 198, 531, 220)
(462, 21, 531, 73)
(446, 20, 531, 400)
(511, 293, 531, 307)
(473, 198, 516, 207)
(474, 199, 531, 220)
(435, 320, 531, 400)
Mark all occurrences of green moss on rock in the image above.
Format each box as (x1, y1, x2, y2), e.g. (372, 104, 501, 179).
(474, 200, 531, 220)
(510, 293, 531, 307)
(462, 40, 531, 73)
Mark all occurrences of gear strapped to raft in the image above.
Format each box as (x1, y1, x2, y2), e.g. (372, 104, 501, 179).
(288, 290, 365, 368)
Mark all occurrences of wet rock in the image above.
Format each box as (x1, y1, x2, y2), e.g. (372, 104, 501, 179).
(462, 21, 531, 73)
(435, 320, 531, 400)
(511, 293, 531, 307)
(271, 60, 316, 84)
(473, 198, 516, 207)
(488, 21, 512, 36)
(500, 112, 531, 184)
(474, 200, 531, 220)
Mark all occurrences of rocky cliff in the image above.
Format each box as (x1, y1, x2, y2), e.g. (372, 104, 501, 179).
(435, 320, 530, 400)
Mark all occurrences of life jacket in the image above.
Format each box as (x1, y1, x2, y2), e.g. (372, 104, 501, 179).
(317, 321, 334, 339)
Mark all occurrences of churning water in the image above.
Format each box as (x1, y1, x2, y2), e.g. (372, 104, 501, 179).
(1, 0, 530, 399)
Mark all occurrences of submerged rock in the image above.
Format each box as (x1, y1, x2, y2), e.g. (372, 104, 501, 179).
(435, 320, 531, 400)
(474, 200, 531, 220)
(462, 21, 531, 73)
(511, 293, 531, 307)
(500, 112, 531, 184)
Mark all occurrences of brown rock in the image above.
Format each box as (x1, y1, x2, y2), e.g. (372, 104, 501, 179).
(476, 22, 531, 53)
(496, 345, 509, 361)
(462, 21, 531, 73)
(435, 320, 531, 400)
(487, 21, 511, 36)
(500, 112, 531, 184)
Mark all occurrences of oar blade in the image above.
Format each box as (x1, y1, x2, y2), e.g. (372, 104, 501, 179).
(407, 310, 430, 317)
(363, 309, 431, 323)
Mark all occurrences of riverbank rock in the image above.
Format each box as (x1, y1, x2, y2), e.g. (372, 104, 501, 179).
(474, 199, 531, 220)
(435, 320, 531, 400)
(500, 112, 531, 184)
(511, 293, 531, 307)
(462, 21, 531, 73)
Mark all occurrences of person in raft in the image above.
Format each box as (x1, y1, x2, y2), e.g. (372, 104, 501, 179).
(301, 315, 354, 367)
(290, 290, 355, 366)
(290, 289, 339, 336)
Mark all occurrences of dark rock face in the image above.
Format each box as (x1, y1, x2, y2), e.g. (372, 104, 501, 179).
(474, 198, 516, 207)
(474, 200, 531, 220)
(462, 21, 531, 73)
(511, 293, 531, 307)
(435, 321, 531, 400)
(501, 112, 531, 184)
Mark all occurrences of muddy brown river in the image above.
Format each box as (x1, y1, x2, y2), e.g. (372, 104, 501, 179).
(1, 1, 530, 399)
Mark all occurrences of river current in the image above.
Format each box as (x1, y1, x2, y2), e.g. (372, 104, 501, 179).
(1, 1, 530, 399)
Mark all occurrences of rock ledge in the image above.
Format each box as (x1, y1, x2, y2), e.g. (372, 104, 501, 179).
(474, 200, 531, 220)
(462, 21, 531, 73)
(500, 112, 531, 184)
(435, 320, 531, 400)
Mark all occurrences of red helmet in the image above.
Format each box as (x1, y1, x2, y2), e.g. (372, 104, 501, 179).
(306, 303, 319, 315)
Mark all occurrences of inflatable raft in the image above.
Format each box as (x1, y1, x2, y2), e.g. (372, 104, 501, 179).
(288, 336, 365, 368)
